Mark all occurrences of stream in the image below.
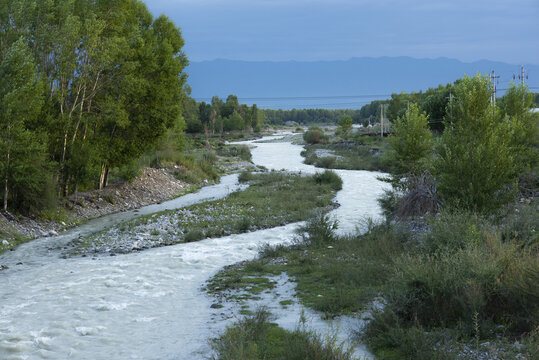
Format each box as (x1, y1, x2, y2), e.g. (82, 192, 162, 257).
(0, 135, 388, 360)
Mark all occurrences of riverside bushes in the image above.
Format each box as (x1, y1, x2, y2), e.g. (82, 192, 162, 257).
(313, 170, 343, 191)
(303, 127, 328, 144)
(360, 205, 539, 358)
(211, 309, 352, 360)
(208, 204, 538, 359)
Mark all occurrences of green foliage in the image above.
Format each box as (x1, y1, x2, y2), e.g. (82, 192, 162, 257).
(303, 127, 328, 144)
(264, 108, 361, 125)
(313, 170, 343, 191)
(296, 212, 338, 247)
(336, 115, 353, 137)
(211, 309, 352, 360)
(301, 138, 393, 172)
(77, 172, 338, 254)
(0, 0, 189, 209)
(387, 103, 434, 177)
(435, 74, 518, 212)
(0, 38, 51, 212)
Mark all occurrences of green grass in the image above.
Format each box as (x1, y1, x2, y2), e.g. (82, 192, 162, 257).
(301, 136, 393, 172)
(206, 203, 539, 359)
(207, 214, 405, 316)
(73, 171, 339, 254)
(0, 226, 31, 254)
(210, 308, 353, 360)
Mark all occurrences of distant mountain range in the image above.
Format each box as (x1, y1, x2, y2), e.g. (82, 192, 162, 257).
(186, 57, 539, 109)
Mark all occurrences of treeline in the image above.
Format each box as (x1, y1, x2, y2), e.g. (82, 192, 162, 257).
(264, 108, 361, 125)
(183, 95, 264, 134)
(360, 84, 539, 131)
(0, 0, 188, 212)
(384, 75, 537, 213)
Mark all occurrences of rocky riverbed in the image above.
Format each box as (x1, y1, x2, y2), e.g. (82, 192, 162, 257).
(0, 168, 191, 243)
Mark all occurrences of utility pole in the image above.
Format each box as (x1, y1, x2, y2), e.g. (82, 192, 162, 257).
(514, 65, 528, 86)
(490, 70, 500, 107)
(380, 104, 383, 138)
(448, 90, 453, 115)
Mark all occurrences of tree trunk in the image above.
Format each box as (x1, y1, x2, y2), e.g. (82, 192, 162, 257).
(98, 164, 110, 190)
(3, 152, 8, 211)
(99, 164, 106, 190)
(104, 167, 109, 188)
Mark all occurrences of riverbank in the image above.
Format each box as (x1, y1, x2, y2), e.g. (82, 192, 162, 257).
(0, 141, 259, 254)
(0, 168, 192, 254)
(67, 171, 341, 257)
(301, 135, 393, 172)
(207, 202, 538, 359)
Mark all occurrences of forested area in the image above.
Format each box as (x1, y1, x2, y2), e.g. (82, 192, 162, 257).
(359, 83, 539, 132)
(183, 94, 264, 134)
(0, 0, 188, 213)
(264, 108, 362, 125)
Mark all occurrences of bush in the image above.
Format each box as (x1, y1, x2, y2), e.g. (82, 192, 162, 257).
(500, 203, 538, 249)
(236, 216, 252, 232)
(386, 236, 538, 336)
(238, 171, 254, 183)
(313, 170, 343, 191)
(184, 229, 204, 242)
(303, 127, 328, 144)
(314, 157, 336, 169)
(297, 212, 338, 247)
(211, 308, 352, 360)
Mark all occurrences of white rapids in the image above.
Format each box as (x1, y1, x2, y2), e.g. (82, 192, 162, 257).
(0, 134, 389, 360)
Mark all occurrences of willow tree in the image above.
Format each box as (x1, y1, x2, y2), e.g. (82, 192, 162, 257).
(0, 39, 46, 211)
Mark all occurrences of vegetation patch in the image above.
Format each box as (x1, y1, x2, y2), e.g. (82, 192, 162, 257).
(206, 202, 538, 359)
(301, 136, 393, 172)
(69, 171, 339, 255)
(210, 308, 352, 360)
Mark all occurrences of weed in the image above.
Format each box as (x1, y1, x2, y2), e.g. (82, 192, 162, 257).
(211, 308, 352, 360)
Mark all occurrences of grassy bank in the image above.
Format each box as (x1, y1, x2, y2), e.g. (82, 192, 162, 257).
(70, 170, 341, 255)
(301, 135, 393, 172)
(211, 308, 352, 360)
(0, 223, 30, 255)
(206, 203, 538, 359)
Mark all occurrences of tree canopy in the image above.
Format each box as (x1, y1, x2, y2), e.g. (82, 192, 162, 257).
(0, 0, 188, 212)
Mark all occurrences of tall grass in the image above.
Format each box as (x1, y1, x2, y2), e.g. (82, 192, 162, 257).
(211, 308, 352, 360)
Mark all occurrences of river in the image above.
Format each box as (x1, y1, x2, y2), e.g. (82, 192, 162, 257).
(0, 135, 388, 359)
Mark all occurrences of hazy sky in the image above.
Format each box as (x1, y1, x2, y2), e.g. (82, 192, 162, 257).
(144, 0, 539, 65)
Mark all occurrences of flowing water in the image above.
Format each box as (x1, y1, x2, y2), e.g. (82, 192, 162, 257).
(0, 135, 389, 359)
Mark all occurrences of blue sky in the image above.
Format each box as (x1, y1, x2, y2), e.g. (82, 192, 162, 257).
(144, 0, 539, 65)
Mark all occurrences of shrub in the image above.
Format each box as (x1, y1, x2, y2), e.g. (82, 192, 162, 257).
(236, 216, 252, 232)
(387, 238, 538, 336)
(303, 127, 328, 144)
(238, 171, 254, 183)
(313, 170, 343, 191)
(393, 172, 440, 218)
(184, 229, 204, 242)
(314, 157, 336, 169)
(211, 308, 352, 360)
(297, 212, 338, 247)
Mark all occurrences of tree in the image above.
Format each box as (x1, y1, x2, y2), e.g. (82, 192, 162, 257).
(0, 38, 47, 211)
(499, 83, 539, 173)
(435, 74, 518, 212)
(224, 111, 244, 131)
(337, 115, 353, 137)
(387, 103, 434, 178)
